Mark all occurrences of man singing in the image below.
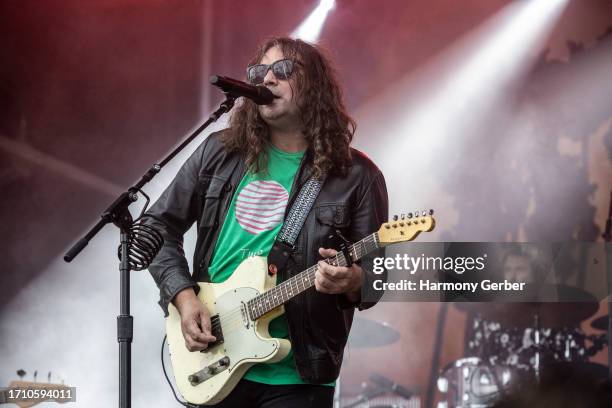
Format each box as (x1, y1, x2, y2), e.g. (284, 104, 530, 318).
(144, 37, 388, 407)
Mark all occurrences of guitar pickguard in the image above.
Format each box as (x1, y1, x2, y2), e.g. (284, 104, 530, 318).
(166, 256, 291, 405)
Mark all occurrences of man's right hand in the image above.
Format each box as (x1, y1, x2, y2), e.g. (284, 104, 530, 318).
(172, 288, 216, 352)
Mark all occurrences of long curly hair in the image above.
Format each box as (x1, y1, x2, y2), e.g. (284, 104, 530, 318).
(222, 37, 355, 179)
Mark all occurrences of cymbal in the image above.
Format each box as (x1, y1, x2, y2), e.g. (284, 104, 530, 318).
(455, 285, 598, 328)
(347, 317, 400, 348)
(592, 315, 609, 331)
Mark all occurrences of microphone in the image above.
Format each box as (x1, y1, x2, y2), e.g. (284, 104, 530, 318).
(369, 373, 414, 400)
(210, 75, 275, 105)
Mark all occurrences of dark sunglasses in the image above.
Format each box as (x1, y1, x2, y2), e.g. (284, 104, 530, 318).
(246, 59, 296, 85)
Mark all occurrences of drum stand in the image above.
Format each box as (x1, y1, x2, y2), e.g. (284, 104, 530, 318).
(478, 324, 507, 401)
(533, 313, 541, 384)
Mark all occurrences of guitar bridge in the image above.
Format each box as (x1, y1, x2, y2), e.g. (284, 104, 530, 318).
(210, 314, 224, 345)
(200, 314, 224, 352)
(188, 356, 230, 386)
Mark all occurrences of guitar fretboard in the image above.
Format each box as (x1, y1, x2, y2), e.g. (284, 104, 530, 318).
(247, 232, 380, 320)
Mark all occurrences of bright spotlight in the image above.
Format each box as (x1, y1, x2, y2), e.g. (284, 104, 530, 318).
(353, 0, 570, 217)
(359, 0, 570, 162)
(442, 0, 572, 111)
(291, 0, 336, 43)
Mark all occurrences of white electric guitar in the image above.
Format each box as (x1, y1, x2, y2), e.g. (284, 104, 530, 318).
(166, 211, 435, 405)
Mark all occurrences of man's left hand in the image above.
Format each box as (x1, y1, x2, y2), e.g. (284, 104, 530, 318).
(315, 247, 363, 302)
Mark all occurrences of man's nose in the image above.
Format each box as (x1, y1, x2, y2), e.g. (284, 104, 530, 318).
(263, 67, 278, 86)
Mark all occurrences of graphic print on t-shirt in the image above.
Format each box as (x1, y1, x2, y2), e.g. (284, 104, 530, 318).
(235, 180, 289, 235)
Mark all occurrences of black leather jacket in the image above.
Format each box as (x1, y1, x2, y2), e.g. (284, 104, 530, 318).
(142, 130, 388, 383)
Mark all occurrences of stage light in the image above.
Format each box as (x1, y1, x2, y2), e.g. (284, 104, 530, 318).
(440, 0, 570, 113)
(291, 0, 336, 43)
(354, 0, 570, 217)
(404, 0, 570, 150)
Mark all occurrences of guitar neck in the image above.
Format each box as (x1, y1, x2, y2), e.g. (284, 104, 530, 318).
(247, 232, 381, 320)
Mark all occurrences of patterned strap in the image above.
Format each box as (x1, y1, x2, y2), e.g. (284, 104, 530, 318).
(276, 177, 323, 247)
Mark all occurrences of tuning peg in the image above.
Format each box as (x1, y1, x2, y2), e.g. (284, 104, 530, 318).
(407, 212, 413, 219)
(429, 209, 434, 215)
(393, 214, 398, 221)
(401, 214, 405, 220)
(422, 210, 427, 216)
(48, 371, 52, 383)
(415, 210, 419, 217)
(34, 370, 38, 382)
(17, 369, 26, 380)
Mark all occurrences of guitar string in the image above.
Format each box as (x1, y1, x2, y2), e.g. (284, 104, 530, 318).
(202, 220, 425, 340)
(208, 234, 381, 333)
(212, 235, 381, 335)
(206, 228, 408, 337)
(206, 234, 381, 333)
(207, 251, 347, 332)
(206, 233, 381, 332)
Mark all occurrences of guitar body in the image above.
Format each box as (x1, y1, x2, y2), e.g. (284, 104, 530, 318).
(164, 212, 436, 405)
(166, 256, 291, 405)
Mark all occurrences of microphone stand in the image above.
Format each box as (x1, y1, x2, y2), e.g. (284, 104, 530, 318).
(63, 94, 237, 408)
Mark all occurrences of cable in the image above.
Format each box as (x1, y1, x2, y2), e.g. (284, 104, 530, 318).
(161, 335, 199, 408)
(117, 220, 164, 271)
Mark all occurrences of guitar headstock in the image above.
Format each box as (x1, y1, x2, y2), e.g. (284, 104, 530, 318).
(377, 209, 435, 245)
(5, 381, 71, 408)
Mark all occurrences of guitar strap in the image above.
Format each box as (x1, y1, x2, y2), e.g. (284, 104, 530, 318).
(267, 176, 324, 276)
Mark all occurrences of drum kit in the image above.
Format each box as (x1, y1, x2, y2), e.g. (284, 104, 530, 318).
(337, 284, 610, 408)
(439, 284, 609, 408)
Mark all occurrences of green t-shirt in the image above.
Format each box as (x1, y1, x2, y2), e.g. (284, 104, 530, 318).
(207, 143, 305, 385)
